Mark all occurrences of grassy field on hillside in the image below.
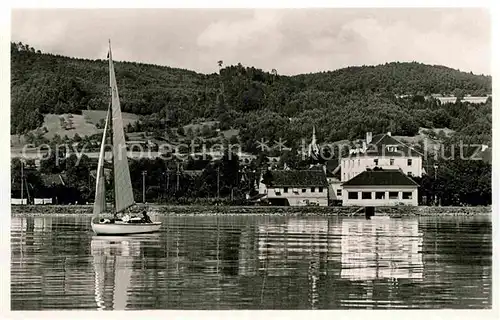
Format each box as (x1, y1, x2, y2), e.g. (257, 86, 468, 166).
(82, 110, 139, 126)
(182, 121, 219, 132)
(43, 114, 100, 140)
(10, 111, 140, 149)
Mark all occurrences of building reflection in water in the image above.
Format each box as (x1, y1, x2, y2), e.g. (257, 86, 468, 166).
(340, 219, 423, 281)
(91, 234, 160, 310)
(253, 217, 423, 308)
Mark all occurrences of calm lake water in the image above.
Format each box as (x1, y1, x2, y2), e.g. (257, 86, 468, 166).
(11, 214, 491, 310)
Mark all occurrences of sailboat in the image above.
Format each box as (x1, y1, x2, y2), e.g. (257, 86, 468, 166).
(91, 41, 161, 235)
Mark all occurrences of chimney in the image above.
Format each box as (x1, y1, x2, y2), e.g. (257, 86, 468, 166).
(387, 131, 391, 136)
(366, 132, 372, 144)
(362, 141, 367, 152)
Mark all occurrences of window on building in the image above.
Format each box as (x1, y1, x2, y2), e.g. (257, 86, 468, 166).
(387, 145, 398, 153)
(336, 189, 342, 196)
(374, 159, 378, 165)
(362, 192, 372, 199)
(402, 192, 412, 199)
(348, 192, 358, 199)
(390, 159, 394, 165)
(302, 188, 307, 193)
(407, 159, 412, 166)
(283, 187, 288, 193)
(318, 187, 323, 193)
(408, 172, 412, 176)
(389, 192, 399, 199)
(358, 159, 360, 165)
(311, 187, 315, 192)
(375, 192, 385, 199)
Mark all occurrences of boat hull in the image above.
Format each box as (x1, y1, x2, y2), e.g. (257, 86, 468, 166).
(91, 221, 162, 235)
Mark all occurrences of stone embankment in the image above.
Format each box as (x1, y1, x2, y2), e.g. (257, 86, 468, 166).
(11, 204, 491, 216)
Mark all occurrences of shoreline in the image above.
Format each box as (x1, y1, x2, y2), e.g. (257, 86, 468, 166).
(10, 204, 491, 217)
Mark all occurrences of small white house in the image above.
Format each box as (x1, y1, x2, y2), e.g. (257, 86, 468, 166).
(11, 199, 27, 205)
(34, 198, 53, 205)
(258, 169, 329, 206)
(341, 168, 419, 206)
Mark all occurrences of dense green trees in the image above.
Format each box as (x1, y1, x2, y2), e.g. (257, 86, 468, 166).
(414, 158, 491, 206)
(295, 62, 491, 96)
(11, 42, 492, 206)
(12, 42, 491, 143)
(13, 150, 254, 204)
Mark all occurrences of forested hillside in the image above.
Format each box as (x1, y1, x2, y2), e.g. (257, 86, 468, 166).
(11, 42, 492, 149)
(295, 63, 491, 96)
(11, 42, 492, 206)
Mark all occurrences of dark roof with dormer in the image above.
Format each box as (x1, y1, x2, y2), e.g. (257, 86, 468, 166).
(461, 145, 492, 164)
(369, 134, 422, 157)
(350, 133, 423, 157)
(263, 169, 328, 187)
(341, 168, 419, 187)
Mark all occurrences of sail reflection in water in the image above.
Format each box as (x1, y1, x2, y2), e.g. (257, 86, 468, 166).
(91, 235, 161, 310)
(340, 219, 423, 280)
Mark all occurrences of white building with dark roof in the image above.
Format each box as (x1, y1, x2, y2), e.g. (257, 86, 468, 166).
(341, 168, 419, 206)
(341, 132, 423, 182)
(258, 168, 329, 206)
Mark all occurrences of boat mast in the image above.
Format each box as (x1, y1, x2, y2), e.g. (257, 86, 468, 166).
(107, 102, 114, 215)
(20, 160, 24, 204)
(108, 39, 135, 214)
(107, 39, 116, 216)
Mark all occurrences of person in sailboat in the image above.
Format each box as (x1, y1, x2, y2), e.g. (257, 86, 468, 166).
(141, 210, 153, 223)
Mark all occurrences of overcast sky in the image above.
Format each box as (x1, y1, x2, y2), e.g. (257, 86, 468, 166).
(11, 8, 491, 75)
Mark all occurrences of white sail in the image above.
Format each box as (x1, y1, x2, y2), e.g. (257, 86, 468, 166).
(93, 107, 110, 215)
(108, 41, 135, 213)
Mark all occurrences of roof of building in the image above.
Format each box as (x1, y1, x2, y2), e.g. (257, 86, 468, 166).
(264, 169, 328, 187)
(41, 173, 66, 186)
(349, 133, 422, 158)
(341, 169, 419, 187)
(367, 134, 422, 157)
(464, 145, 492, 164)
(325, 160, 341, 178)
(475, 148, 492, 164)
(183, 170, 204, 177)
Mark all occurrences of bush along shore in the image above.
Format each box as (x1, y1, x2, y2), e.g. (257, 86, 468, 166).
(11, 204, 491, 217)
